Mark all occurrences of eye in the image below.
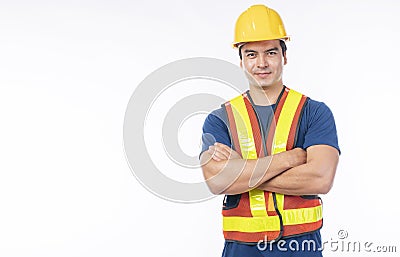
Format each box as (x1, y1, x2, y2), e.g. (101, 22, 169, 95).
(267, 51, 277, 56)
(246, 52, 256, 58)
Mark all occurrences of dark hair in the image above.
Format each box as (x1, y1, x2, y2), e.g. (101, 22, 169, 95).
(238, 40, 287, 60)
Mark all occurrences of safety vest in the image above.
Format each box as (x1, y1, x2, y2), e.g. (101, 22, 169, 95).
(222, 86, 323, 243)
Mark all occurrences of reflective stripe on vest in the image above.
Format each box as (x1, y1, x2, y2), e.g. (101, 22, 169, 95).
(223, 206, 322, 232)
(222, 87, 323, 243)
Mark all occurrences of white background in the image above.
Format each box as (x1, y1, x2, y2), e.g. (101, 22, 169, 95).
(1, 0, 399, 256)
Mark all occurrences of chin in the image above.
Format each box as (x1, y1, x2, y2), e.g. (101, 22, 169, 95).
(257, 82, 273, 88)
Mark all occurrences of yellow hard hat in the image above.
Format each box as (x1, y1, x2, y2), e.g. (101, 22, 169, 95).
(233, 5, 290, 48)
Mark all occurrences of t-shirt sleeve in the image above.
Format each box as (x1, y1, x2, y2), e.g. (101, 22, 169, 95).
(199, 108, 231, 158)
(303, 101, 341, 154)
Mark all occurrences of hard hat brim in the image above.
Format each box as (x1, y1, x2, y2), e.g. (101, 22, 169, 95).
(232, 36, 290, 49)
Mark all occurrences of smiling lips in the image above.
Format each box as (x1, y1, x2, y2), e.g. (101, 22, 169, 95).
(254, 72, 271, 78)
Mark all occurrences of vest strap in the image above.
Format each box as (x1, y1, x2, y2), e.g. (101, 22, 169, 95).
(273, 89, 303, 154)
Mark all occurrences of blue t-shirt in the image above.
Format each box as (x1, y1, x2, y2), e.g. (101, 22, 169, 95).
(200, 94, 340, 252)
(200, 97, 340, 156)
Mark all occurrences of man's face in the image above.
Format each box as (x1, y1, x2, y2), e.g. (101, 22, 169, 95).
(240, 40, 287, 88)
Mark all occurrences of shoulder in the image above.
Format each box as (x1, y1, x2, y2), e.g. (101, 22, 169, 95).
(300, 96, 340, 153)
(303, 98, 335, 126)
(202, 106, 230, 135)
(305, 98, 332, 114)
(207, 107, 226, 120)
(203, 107, 227, 128)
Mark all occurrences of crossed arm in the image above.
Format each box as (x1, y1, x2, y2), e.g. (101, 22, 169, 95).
(200, 143, 339, 195)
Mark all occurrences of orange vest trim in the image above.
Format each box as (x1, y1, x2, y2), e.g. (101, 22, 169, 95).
(221, 86, 323, 244)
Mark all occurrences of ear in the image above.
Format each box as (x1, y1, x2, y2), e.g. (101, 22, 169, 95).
(240, 61, 243, 68)
(283, 55, 287, 65)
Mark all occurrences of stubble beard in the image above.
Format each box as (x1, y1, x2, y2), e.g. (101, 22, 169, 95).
(245, 72, 269, 89)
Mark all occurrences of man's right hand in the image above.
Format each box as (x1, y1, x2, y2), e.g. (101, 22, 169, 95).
(207, 142, 241, 161)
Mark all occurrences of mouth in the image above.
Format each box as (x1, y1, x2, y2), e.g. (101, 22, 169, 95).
(254, 72, 271, 79)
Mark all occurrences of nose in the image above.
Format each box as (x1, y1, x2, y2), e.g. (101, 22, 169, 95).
(256, 55, 268, 68)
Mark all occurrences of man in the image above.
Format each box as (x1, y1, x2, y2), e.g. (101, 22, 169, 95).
(199, 4, 340, 257)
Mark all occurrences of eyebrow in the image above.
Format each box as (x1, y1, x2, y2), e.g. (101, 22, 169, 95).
(244, 47, 279, 53)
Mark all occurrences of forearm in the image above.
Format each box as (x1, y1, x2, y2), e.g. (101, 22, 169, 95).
(257, 164, 323, 195)
(258, 146, 338, 195)
(201, 151, 295, 195)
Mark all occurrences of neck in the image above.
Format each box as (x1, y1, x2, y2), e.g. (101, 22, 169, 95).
(248, 83, 284, 106)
